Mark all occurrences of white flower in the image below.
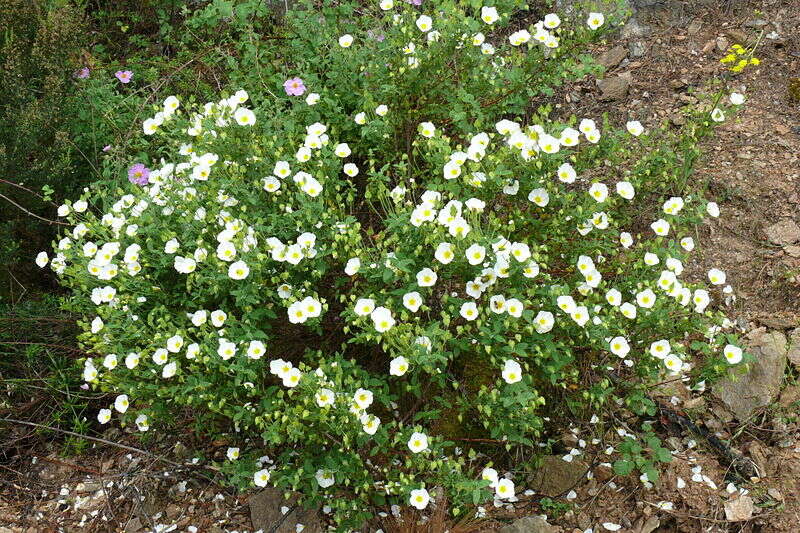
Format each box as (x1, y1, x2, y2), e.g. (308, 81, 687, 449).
(481, 6, 499, 24)
(543, 13, 561, 29)
(416, 14, 432, 32)
(680, 237, 695, 251)
(620, 232, 634, 248)
(334, 143, 351, 158)
(730, 92, 745, 105)
(166, 334, 184, 353)
(636, 289, 656, 308)
(114, 394, 129, 413)
(35, 251, 50, 268)
(587, 12, 605, 30)
(90, 316, 104, 333)
(345, 257, 361, 276)
(528, 188, 550, 207)
(390, 356, 409, 376)
(609, 336, 630, 357)
(316, 469, 335, 488)
(651, 218, 670, 236)
(135, 414, 149, 432)
(620, 302, 637, 319)
(164, 238, 180, 254)
(708, 268, 726, 285)
(465, 244, 486, 265)
(315, 388, 335, 408)
(557, 162, 577, 183)
(354, 111, 367, 125)
(408, 432, 429, 453)
(379, 0, 394, 10)
(305, 92, 320, 105)
(288, 302, 308, 324)
(706, 202, 720, 217)
(416, 268, 437, 287)
(650, 340, 671, 358)
(710, 108, 725, 122)
(495, 478, 515, 499)
(375, 104, 388, 116)
(362, 414, 380, 435)
(228, 260, 250, 280)
(409, 488, 430, 510)
(354, 298, 375, 316)
(227, 447, 240, 461)
(218, 339, 237, 360)
(247, 340, 265, 359)
(626, 120, 644, 136)
(505, 298, 523, 318)
(234, 108, 256, 126)
(502, 359, 522, 384)
(254, 469, 271, 487)
(419, 121, 436, 138)
(282, 367, 302, 388)
(371, 306, 395, 332)
(210, 310, 227, 327)
(403, 291, 423, 312)
(338, 34, 353, 47)
(616, 181, 635, 199)
(353, 388, 374, 410)
(97, 408, 112, 424)
(162, 361, 177, 379)
(57, 204, 70, 217)
(724, 344, 743, 364)
(460, 302, 479, 321)
(644, 252, 660, 266)
(588, 183, 608, 202)
(664, 354, 682, 373)
(343, 163, 359, 177)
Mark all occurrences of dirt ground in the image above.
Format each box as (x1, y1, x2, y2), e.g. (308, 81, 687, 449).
(1, 0, 799, 531)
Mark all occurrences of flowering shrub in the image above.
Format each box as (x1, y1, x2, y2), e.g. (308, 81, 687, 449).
(39, 1, 749, 529)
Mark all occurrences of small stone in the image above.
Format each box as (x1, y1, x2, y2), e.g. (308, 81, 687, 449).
(687, 19, 703, 35)
(598, 45, 628, 69)
(765, 219, 800, 245)
(768, 488, 783, 501)
(716, 36, 730, 52)
(629, 41, 646, 57)
(621, 18, 650, 39)
(785, 245, 800, 258)
(788, 328, 800, 366)
(597, 73, 632, 101)
(744, 19, 768, 29)
(528, 456, 588, 497)
(724, 495, 754, 521)
(778, 385, 800, 407)
(499, 516, 561, 533)
(123, 518, 143, 533)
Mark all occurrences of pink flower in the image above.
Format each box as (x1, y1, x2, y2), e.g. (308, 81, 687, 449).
(75, 67, 90, 79)
(283, 77, 306, 96)
(115, 70, 133, 84)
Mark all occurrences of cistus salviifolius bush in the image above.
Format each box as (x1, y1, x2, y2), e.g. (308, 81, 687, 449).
(37, 1, 750, 529)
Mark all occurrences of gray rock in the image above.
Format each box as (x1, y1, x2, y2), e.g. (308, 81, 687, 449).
(629, 41, 647, 57)
(714, 328, 788, 420)
(597, 72, 632, 101)
(765, 219, 800, 245)
(598, 45, 628, 69)
(528, 455, 588, 497)
(724, 494, 754, 521)
(788, 328, 800, 367)
(621, 18, 651, 39)
(249, 489, 323, 533)
(744, 19, 768, 29)
(499, 516, 561, 533)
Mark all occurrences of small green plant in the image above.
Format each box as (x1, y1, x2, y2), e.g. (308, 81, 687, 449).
(612, 422, 673, 482)
(539, 496, 572, 517)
